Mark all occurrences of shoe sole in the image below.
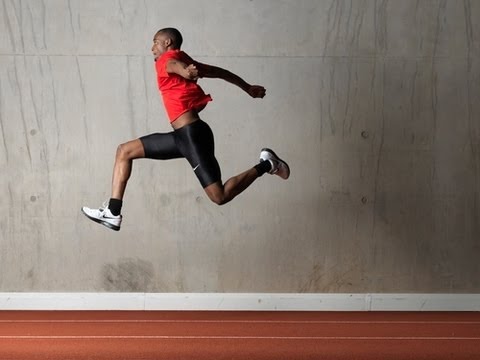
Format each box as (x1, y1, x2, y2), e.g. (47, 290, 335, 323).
(261, 148, 290, 179)
(81, 208, 121, 231)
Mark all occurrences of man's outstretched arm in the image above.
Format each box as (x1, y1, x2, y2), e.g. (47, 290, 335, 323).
(196, 62, 266, 98)
(166, 59, 266, 98)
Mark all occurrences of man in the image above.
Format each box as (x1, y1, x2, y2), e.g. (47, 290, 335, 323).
(82, 28, 289, 231)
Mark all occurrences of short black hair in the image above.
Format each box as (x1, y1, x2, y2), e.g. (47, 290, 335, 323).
(156, 27, 183, 49)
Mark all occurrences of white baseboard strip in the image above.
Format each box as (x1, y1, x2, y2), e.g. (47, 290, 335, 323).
(0, 293, 478, 311)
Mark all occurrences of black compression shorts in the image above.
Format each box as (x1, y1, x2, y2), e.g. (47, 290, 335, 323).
(139, 120, 221, 188)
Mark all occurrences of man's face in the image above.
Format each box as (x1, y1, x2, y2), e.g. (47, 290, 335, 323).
(151, 33, 170, 60)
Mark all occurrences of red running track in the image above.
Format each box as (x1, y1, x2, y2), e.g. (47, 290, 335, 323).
(0, 311, 479, 359)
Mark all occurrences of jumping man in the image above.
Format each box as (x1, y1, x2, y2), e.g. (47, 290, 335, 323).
(82, 28, 289, 231)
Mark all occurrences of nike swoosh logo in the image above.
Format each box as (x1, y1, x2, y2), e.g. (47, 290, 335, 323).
(193, 164, 200, 171)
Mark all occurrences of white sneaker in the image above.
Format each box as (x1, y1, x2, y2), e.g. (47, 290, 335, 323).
(81, 202, 122, 231)
(259, 148, 290, 179)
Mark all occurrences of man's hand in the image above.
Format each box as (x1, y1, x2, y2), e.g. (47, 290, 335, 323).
(185, 64, 199, 80)
(247, 85, 266, 98)
(166, 59, 200, 80)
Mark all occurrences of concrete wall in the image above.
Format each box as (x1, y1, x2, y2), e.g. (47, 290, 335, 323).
(0, 0, 479, 293)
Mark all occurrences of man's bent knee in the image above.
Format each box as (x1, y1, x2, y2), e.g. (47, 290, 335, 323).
(116, 144, 127, 159)
(116, 140, 145, 160)
(205, 183, 227, 206)
(207, 191, 227, 206)
(211, 194, 227, 206)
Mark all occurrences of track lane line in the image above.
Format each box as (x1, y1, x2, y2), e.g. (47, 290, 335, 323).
(1, 335, 479, 340)
(1, 320, 479, 324)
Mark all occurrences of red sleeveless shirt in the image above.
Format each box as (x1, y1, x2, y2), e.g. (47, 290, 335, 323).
(155, 50, 212, 122)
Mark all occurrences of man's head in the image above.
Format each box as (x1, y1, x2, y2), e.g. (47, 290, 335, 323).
(151, 28, 183, 60)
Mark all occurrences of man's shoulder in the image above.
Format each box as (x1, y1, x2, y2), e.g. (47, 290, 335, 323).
(177, 50, 195, 62)
(163, 49, 189, 57)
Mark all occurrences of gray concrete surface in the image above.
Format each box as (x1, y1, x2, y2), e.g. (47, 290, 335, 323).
(0, 0, 479, 292)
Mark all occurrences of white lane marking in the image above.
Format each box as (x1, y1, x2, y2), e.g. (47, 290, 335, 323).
(0, 335, 479, 340)
(1, 320, 479, 324)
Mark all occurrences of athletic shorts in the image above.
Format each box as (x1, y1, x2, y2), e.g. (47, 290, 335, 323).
(139, 120, 221, 188)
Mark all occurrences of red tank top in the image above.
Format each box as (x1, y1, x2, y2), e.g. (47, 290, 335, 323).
(155, 50, 212, 122)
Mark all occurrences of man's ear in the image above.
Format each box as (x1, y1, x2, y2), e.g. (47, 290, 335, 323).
(164, 38, 172, 47)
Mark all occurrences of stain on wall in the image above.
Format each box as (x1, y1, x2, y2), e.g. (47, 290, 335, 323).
(101, 258, 154, 292)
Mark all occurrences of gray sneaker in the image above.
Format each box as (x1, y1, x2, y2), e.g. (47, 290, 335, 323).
(259, 148, 290, 179)
(81, 202, 122, 231)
